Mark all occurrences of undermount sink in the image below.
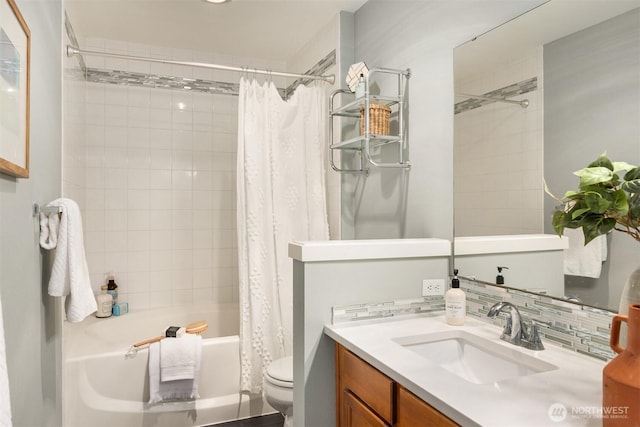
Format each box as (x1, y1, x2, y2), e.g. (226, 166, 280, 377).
(393, 330, 557, 384)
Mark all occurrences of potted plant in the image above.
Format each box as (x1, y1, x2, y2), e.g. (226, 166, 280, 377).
(548, 152, 640, 244)
(547, 152, 640, 319)
(549, 153, 640, 427)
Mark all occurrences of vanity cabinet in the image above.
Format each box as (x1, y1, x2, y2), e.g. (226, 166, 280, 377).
(335, 343, 459, 427)
(395, 385, 458, 427)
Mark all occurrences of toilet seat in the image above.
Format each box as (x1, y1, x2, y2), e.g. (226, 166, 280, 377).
(265, 356, 293, 388)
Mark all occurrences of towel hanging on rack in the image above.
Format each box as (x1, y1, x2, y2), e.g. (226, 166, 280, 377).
(39, 208, 60, 250)
(41, 198, 97, 322)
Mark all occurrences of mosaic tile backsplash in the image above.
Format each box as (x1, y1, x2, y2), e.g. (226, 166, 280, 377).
(332, 277, 617, 362)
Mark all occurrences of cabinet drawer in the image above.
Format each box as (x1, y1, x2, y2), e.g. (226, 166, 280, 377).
(337, 344, 394, 424)
(396, 385, 459, 427)
(342, 390, 390, 427)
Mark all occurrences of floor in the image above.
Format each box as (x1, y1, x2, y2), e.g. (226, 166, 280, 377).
(209, 413, 285, 427)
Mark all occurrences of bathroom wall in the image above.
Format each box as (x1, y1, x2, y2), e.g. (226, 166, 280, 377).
(63, 12, 346, 309)
(285, 12, 348, 240)
(346, 0, 545, 241)
(454, 51, 543, 236)
(543, 8, 640, 310)
(0, 1, 64, 425)
(62, 36, 289, 310)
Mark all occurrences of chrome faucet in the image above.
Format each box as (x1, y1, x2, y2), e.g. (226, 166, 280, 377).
(487, 302, 545, 350)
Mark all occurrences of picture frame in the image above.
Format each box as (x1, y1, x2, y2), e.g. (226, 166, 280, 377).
(0, 0, 30, 178)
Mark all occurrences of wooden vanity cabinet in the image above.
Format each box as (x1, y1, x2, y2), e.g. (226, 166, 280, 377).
(395, 385, 458, 427)
(335, 343, 459, 427)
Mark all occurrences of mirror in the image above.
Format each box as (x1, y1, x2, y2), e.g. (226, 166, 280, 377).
(453, 0, 640, 312)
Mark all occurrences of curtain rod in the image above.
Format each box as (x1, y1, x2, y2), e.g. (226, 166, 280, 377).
(456, 93, 529, 108)
(66, 45, 335, 84)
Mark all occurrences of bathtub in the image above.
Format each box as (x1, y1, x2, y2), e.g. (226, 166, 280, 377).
(63, 304, 274, 427)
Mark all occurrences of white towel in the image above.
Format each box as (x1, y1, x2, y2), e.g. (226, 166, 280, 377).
(160, 334, 200, 382)
(0, 294, 12, 427)
(148, 335, 202, 404)
(39, 211, 59, 250)
(43, 199, 97, 322)
(563, 227, 608, 278)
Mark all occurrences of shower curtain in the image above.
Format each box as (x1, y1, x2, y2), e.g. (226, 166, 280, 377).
(237, 78, 330, 393)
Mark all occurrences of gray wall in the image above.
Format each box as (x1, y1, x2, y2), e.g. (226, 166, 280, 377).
(293, 255, 449, 427)
(296, 2, 548, 426)
(0, 0, 63, 425)
(543, 8, 640, 310)
(340, 0, 544, 241)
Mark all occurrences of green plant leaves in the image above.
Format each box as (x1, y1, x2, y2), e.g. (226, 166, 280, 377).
(574, 166, 613, 187)
(622, 167, 640, 193)
(588, 152, 614, 170)
(584, 192, 611, 213)
(550, 153, 640, 245)
(581, 216, 616, 244)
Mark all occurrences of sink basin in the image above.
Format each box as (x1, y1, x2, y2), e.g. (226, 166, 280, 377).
(393, 330, 557, 384)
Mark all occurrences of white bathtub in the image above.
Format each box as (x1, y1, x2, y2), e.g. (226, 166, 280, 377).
(63, 304, 273, 427)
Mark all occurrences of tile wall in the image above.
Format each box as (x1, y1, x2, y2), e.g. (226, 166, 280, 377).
(454, 49, 544, 236)
(65, 38, 287, 310)
(332, 278, 617, 362)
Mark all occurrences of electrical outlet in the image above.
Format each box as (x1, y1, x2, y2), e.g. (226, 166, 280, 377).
(422, 279, 445, 296)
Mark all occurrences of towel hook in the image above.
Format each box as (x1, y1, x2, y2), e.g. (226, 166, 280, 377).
(33, 202, 63, 217)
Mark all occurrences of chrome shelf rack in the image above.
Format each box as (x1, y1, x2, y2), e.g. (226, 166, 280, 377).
(329, 67, 410, 174)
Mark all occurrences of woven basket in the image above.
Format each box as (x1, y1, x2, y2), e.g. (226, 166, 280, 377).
(360, 104, 391, 135)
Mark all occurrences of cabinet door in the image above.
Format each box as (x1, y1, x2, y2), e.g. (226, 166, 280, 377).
(396, 385, 459, 427)
(343, 390, 391, 427)
(336, 344, 394, 424)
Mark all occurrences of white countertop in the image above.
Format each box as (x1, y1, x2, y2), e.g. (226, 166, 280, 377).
(325, 313, 605, 427)
(288, 238, 451, 262)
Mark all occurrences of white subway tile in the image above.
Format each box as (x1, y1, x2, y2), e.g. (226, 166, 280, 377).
(171, 289, 194, 305)
(128, 210, 150, 230)
(127, 169, 150, 189)
(193, 170, 213, 191)
(128, 251, 150, 272)
(171, 229, 193, 250)
(127, 271, 150, 294)
(127, 189, 150, 210)
(149, 251, 172, 272)
(149, 210, 172, 231)
(127, 230, 150, 252)
(105, 210, 127, 231)
(149, 190, 172, 210)
(193, 229, 213, 249)
(149, 170, 172, 190)
(171, 209, 193, 229)
(193, 287, 214, 304)
(193, 131, 214, 152)
(104, 250, 128, 273)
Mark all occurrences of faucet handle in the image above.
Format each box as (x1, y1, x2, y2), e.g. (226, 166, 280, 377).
(523, 321, 545, 351)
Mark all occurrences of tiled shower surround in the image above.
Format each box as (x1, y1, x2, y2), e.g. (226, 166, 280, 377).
(332, 278, 616, 362)
(64, 38, 289, 309)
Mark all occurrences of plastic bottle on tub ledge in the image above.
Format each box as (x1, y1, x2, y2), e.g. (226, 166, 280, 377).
(95, 289, 113, 318)
(102, 273, 118, 307)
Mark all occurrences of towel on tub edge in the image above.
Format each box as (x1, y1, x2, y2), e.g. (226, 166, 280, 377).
(148, 335, 202, 404)
(160, 333, 201, 382)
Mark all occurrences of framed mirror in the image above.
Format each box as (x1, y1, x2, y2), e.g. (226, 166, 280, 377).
(453, 0, 640, 312)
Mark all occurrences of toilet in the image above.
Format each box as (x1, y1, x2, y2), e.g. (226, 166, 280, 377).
(264, 356, 293, 427)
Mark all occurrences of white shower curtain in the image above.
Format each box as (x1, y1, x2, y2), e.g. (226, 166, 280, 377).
(237, 78, 330, 393)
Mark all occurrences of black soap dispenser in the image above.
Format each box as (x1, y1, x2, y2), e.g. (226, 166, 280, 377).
(496, 266, 508, 285)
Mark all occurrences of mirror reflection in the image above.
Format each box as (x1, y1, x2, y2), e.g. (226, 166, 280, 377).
(453, 0, 640, 312)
